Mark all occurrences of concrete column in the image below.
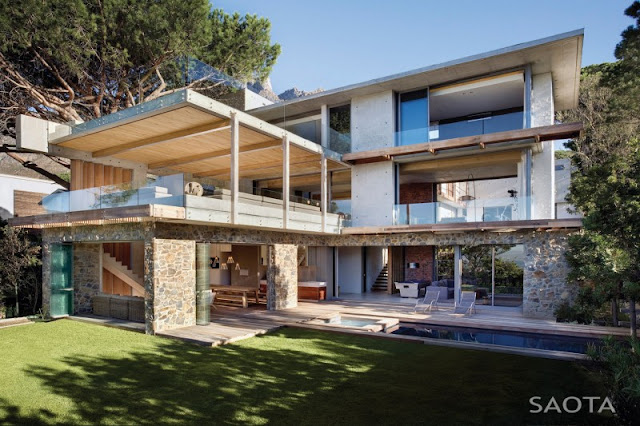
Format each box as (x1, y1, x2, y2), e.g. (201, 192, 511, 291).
(530, 73, 555, 219)
(230, 112, 239, 224)
(266, 244, 298, 310)
(320, 153, 327, 232)
(282, 134, 290, 229)
(145, 238, 196, 334)
(454, 245, 462, 305)
(320, 104, 329, 148)
(72, 243, 101, 314)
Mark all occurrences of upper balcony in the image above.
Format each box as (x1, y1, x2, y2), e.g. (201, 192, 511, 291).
(10, 90, 351, 234)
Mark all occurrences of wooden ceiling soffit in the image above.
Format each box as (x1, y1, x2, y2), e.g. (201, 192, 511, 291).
(92, 120, 230, 158)
(149, 140, 281, 169)
(342, 122, 583, 164)
(194, 158, 319, 178)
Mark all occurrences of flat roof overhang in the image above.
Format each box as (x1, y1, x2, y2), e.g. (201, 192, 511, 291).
(342, 218, 583, 235)
(342, 122, 583, 165)
(50, 90, 350, 182)
(249, 29, 584, 121)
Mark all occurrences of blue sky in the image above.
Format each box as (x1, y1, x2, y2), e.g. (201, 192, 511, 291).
(213, 1, 633, 94)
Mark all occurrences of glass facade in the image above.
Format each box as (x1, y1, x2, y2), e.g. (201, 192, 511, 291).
(398, 89, 429, 146)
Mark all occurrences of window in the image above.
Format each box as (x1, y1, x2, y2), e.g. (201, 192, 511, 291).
(329, 105, 351, 154)
(398, 89, 429, 146)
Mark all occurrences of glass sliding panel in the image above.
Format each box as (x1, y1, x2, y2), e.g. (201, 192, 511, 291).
(50, 243, 73, 316)
(493, 244, 524, 307)
(461, 246, 492, 306)
(399, 89, 428, 146)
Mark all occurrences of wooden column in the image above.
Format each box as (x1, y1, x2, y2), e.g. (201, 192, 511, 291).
(282, 134, 290, 229)
(230, 112, 239, 224)
(320, 153, 327, 232)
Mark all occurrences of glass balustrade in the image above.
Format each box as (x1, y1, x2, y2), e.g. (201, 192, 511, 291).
(393, 196, 532, 226)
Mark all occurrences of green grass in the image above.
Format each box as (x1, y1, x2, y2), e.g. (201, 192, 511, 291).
(0, 320, 611, 425)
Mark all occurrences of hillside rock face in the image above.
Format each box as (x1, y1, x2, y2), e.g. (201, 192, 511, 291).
(248, 78, 323, 102)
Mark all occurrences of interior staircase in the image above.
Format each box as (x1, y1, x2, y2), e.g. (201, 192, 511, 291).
(102, 252, 145, 296)
(371, 264, 389, 292)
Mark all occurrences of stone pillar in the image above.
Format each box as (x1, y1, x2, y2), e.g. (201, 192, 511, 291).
(523, 230, 578, 318)
(144, 238, 196, 334)
(72, 243, 101, 314)
(267, 244, 298, 310)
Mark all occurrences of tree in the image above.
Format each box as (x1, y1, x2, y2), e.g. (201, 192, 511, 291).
(560, 1, 640, 336)
(0, 221, 41, 317)
(0, 0, 281, 132)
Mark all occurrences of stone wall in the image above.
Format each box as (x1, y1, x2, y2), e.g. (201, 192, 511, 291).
(73, 243, 101, 314)
(522, 231, 577, 318)
(149, 239, 196, 333)
(267, 244, 298, 310)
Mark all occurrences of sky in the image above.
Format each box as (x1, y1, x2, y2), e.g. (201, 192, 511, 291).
(213, 0, 634, 94)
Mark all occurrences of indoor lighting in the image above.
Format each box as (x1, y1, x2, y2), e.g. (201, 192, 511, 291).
(235, 263, 241, 271)
(226, 256, 235, 264)
(220, 263, 228, 270)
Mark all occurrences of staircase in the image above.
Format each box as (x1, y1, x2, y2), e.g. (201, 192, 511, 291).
(371, 264, 389, 292)
(102, 252, 145, 296)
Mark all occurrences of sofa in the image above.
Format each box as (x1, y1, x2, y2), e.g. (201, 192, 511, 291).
(428, 279, 455, 301)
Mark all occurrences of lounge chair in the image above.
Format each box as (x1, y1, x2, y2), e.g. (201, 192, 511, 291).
(414, 288, 440, 313)
(454, 291, 476, 315)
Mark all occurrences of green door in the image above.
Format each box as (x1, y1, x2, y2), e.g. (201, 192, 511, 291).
(50, 244, 73, 316)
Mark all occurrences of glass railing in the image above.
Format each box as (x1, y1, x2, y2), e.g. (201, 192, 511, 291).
(42, 174, 185, 213)
(393, 196, 532, 225)
(329, 129, 351, 154)
(255, 188, 321, 208)
(396, 111, 524, 146)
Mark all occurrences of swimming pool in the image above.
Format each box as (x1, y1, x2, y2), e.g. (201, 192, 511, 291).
(393, 323, 603, 354)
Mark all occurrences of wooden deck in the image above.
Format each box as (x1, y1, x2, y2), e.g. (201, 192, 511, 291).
(70, 297, 629, 352)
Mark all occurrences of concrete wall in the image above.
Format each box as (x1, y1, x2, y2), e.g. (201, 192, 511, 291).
(337, 246, 363, 294)
(531, 73, 555, 219)
(351, 90, 394, 152)
(0, 174, 62, 219)
(351, 162, 395, 226)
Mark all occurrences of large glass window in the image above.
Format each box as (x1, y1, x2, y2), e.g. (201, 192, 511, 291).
(398, 89, 429, 146)
(329, 105, 351, 154)
(461, 244, 524, 307)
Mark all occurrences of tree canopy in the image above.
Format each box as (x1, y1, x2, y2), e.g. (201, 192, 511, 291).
(560, 1, 640, 334)
(0, 0, 281, 131)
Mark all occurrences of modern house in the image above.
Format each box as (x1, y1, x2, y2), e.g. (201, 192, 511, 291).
(9, 30, 584, 334)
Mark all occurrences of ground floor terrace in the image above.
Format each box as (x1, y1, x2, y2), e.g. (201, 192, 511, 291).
(23, 216, 583, 336)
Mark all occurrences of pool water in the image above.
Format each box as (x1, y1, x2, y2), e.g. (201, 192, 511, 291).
(325, 317, 378, 327)
(393, 323, 602, 354)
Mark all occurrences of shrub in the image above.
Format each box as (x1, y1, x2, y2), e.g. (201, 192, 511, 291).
(588, 337, 640, 424)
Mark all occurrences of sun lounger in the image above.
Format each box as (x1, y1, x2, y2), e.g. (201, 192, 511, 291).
(454, 291, 476, 315)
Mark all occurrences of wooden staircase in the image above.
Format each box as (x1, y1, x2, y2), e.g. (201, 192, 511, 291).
(371, 264, 389, 292)
(102, 252, 144, 297)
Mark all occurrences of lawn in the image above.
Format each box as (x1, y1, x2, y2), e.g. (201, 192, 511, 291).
(0, 320, 611, 425)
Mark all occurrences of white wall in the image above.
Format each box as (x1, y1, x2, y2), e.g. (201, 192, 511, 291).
(0, 174, 63, 219)
(530, 73, 555, 219)
(209, 244, 231, 285)
(337, 246, 362, 294)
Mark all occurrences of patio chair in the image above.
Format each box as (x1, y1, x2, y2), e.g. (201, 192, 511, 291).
(454, 291, 476, 315)
(414, 288, 440, 313)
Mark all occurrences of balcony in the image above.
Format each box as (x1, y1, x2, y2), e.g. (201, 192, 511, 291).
(29, 174, 342, 233)
(393, 196, 531, 226)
